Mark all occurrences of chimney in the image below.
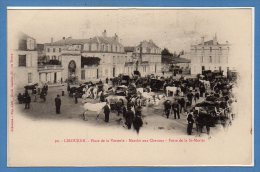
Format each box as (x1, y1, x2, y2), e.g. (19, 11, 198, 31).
(51, 37, 54, 44)
(213, 33, 217, 45)
(102, 30, 107, 37)
(201, 36, 205, 45)
(62, 37, 66, 40)
(114, 33, 118, 41)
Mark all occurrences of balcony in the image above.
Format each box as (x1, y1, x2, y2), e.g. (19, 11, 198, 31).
(38, 64, 64, 72)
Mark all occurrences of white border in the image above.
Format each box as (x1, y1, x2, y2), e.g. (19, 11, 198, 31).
(6, 6, 255, 167)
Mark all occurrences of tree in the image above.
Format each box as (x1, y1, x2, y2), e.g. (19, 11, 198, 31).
(81, 56, 101, 67)
(161, 48, 173, 64)
(161, 48, 173, 56)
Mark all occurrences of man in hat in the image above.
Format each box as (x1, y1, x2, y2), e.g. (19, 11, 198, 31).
(104, 101, 110, 122)
(164, 100, 171, 119)
(172, 99, 180, 119)
(55, 94, 61, 114)
(125, 106, 134, 129)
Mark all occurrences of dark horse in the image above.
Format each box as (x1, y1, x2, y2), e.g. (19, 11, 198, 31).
(194, 109, 231, 137)
(194, 111, 214, 137)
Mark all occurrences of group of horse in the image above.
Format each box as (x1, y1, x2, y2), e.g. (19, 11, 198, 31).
(71, 73, 236, 136)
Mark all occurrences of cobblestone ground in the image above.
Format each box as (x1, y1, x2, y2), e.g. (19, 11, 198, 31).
(15, 84, 224, 136)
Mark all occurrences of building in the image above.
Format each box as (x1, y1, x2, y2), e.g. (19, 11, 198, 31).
(43, 31, 162, 83)
(13, 31, 163, 88)
(124, 46, 136, 76)
(190, 35, 231, 75)
(43, 30, 126, 83)
(130, 40, 162, 76)
(13, 33, 38, 90)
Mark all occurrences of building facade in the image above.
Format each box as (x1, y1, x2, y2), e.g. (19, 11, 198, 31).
(43, 31, 162, 83)
(14, 33, 39, 90)
(14, 31, 163, 88)
(190, 35, 231, 75)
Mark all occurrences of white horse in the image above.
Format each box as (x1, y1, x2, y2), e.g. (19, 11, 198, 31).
(137, 88, 144, 94)
(83, 102, 107, 120)
(166, 86, 177, 97)
(105, 95, 127, 105)
(199, 79, 210, 89)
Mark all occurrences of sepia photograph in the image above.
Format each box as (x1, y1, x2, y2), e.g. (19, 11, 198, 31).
(7, 8, 253, 166)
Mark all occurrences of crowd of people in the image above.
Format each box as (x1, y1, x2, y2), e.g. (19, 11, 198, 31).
(17, 72, 236, 136)
(17, 83, 49, 110)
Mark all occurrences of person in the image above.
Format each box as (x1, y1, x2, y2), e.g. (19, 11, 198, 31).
(187, 111, 194, 135)
(178, 97, 186, 113)
(99, 79, 103, 84)
(74, 91, 78, 104)
(199, 84, 205, 97)
(194, 90, 200, 103)
(164, 100, 171, 119)
(116, 99, 124, 116)
(55, 94, 61, 114)
(17, 93, 23, 104)
(67, 84, 71, 93)
(99, 91, 105, 102)
(172, 100, 180, 119)
(187, 91, 194, 105)
(125, 106, 134, 129)
(40, 91, 46, 102)
(32, 88, 37, 102)
(104, 101, 110, 122)
(133, 112, 143, 134)
(24, 93, 31, 109)
(106, 77, 109, 84)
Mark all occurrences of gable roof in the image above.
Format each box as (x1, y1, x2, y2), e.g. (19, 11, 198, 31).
(45, 38, 90, 46)
(137, 40, 160, 49)
(45, 36, 123, 47)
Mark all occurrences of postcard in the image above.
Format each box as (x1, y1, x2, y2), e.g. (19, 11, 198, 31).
(7, 8, 253, 166)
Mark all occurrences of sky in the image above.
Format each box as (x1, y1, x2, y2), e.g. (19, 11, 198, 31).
(7, 8, 252, 53)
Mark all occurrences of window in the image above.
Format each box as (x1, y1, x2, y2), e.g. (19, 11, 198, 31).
(195, 46, 197, 52)
(53, 48, 55, 52)
(209, 56, 212, 63)
(210, 47, 212, 52)
(219, 47, 222, 51)
(202, 47, 204, 52)
(28, 73, 32, 83)
(47, 48, 50, 52)
(59, 48, 61, 52)
(18, 55, 26, 67)
(81, 70, 85, 80)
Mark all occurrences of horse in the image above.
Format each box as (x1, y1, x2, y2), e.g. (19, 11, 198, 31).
(82, 102, 107, 121)
(199, 79, 210, 89)
(165, 86, 177, 97)
(194, 111, 214, 137)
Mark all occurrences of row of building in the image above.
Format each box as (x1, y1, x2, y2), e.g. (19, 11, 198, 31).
(13, 30, 162, 88)
(13, 30, 232, 89)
